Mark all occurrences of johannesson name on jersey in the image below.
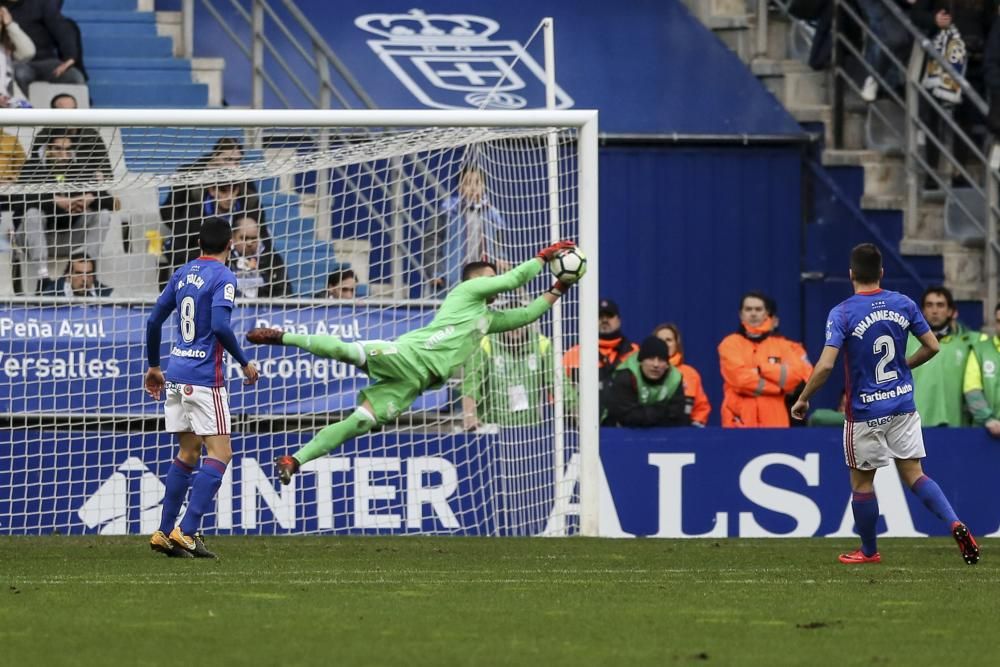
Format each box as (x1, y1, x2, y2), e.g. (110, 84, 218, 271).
(851, 309, 910, 339)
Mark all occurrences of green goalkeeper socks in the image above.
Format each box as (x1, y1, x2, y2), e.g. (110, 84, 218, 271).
(292, 409, 377, 465)
(283, 333, 363, 366)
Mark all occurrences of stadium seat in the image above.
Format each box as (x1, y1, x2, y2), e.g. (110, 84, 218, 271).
(944, 187, 986, 243)
(28, 83, 91, 109)
(281, 243, 342, 297)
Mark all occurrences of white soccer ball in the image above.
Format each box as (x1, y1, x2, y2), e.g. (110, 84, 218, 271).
(548, 247, 587, 284)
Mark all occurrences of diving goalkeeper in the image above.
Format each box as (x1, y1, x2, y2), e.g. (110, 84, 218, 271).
(247, 240, 580, 485)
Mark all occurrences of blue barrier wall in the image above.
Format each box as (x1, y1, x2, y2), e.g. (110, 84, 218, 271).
(599, 144, 806, 421)
(4, 427, 995, 537)
(598, 427, 997, 538)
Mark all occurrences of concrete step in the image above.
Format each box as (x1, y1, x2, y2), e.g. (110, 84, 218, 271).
(822, 149, 906, 198)
(899, 238, 984, 299)
(680, 0, 747, 21)
(789, 105, 866, 148)
(752, 58, 828, 106)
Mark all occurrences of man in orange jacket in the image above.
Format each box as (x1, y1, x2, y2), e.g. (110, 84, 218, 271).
(564, 298, 639, 390)
(718, 291, 813, 427)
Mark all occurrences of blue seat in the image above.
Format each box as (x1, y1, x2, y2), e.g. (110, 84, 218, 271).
(65, 9, 155, 23)
(89, 69, 193, 85)
(86, 57, 191, 71)
(89, 83, 208, 108)
(282, 244, 341, 296)
(82, 36, 173, 58)
(63, 0, 140, 11)
(75, 22, 157, 36)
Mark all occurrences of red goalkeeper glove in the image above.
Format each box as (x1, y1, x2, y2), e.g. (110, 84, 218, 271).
(548, 280, 573, 297)
(536, 240, 576, 262)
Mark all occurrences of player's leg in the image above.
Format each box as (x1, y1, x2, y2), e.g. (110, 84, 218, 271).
(839, 419, 884, 564)
(888, 412, 978, 564)
(169, 386, 233, 558)
(150, 432, 201, 557)
(895, 458, 979, 565)
(151, 385, 201, 557)
(246, 328, 365, 367)
(274, 400, 378, 485)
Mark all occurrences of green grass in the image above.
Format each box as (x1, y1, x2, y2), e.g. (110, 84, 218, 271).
(2, 537, 999, 666)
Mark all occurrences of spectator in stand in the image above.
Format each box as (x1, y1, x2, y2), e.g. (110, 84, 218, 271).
(38, 249, 111, 297)
(423, 163, 509, 296)
(461, 322, 554, 430)
(13, 130, 113, 289)
(6, 0, 85, 96)
(563, 297, 639, 390)
(718, 291, 814, 428)
(0, 5, 34, 107)
(602, 336, 690, 427)
(652, 322, 711, 426)
(316, 268, 358, 299)
(857, 0, 915, 102)
(964, 302, 1000, 437)
(160, 181, 262, 287)
(31, 93, 113, 180)
(228, 215, 289, 298)
(906, 286, 972, 426)
(912, 0, 998, 92)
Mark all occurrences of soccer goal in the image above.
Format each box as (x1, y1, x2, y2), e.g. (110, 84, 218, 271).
(0, 109, 599, 537)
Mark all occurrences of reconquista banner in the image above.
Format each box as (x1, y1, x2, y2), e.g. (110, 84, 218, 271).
(0, 303, 449, 415)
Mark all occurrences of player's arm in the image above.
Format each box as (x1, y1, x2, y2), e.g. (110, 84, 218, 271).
(462, 240, 575, 300)
(211, 306, 258, 385)
(143, 283, 177, 400)
(789, 345, 840, 420)
(906, 330, 939, 370)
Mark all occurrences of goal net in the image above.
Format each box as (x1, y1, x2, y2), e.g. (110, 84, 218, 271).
(0, 109, 598, 537)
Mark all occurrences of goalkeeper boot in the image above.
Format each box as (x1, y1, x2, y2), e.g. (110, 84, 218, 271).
(247, 327, 285, 345)
(951, 521, 980, 565)
(838, 549, 881, 564)
(274, 455, 299, 486)
(150, 530, 193, 558)
(169, 527, 217, 559)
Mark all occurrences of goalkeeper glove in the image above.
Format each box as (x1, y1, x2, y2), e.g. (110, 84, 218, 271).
(536, 239, 576, 262)
(547, 280, 573, 297)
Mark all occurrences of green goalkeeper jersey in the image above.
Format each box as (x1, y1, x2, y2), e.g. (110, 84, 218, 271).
(395, 258, 551, 385)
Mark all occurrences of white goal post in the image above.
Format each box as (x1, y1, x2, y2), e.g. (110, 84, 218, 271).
(0, 108, 599, 537)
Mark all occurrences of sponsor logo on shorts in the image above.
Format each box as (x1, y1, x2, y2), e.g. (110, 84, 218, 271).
(866, 414, 895, 427)
(183, 385, 194, 396)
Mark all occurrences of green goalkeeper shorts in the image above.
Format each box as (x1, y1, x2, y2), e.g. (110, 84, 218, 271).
(358, 341, 433, 423)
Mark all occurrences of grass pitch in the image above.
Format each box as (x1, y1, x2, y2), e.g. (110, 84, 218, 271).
(2, 537, 999, 666)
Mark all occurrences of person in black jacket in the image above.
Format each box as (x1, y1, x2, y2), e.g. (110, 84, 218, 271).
(602, 336, 690, 428)
(4, 0, 85, 95)
(39, 250, 112, 297)
(13, 130, 112, 288)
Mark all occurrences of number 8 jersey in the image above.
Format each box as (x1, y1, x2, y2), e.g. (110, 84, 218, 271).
(825, 288, 930, 421)
(156, 256, 239, 387)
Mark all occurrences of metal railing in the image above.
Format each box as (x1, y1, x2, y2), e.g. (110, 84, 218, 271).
(753, 0, 999, 315)
(829, 0, 1000, 317)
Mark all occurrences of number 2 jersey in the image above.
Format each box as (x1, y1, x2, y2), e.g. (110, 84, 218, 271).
(825, 289, 930, 421)
(155, 257, 239, 387)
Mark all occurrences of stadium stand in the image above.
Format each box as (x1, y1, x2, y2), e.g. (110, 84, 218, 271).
(0, 0, 348, 298)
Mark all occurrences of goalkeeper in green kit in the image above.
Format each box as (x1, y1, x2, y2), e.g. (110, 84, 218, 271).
(246, 240, 580, 485)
